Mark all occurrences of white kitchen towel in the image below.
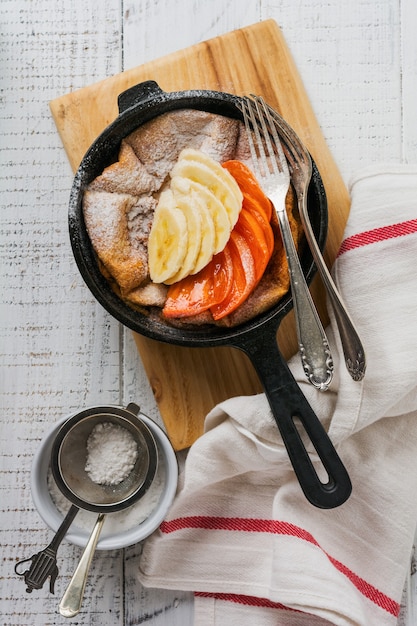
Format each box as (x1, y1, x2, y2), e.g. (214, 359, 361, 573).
(138, 165, 417, 626)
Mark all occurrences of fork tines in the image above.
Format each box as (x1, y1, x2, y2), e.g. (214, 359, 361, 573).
(238, 96, 288, 179)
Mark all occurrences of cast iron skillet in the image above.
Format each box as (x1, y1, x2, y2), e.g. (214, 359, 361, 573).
(68, 81, 352, 509)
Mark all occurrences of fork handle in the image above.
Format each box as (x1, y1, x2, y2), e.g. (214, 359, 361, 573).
(276, 207, 333, 390)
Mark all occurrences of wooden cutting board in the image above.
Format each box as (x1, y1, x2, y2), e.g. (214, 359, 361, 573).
(50, 19, 350, 450)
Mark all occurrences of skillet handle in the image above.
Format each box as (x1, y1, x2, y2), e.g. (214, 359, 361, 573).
(118, 80, 164, 114)
(235, 325, 351, 509)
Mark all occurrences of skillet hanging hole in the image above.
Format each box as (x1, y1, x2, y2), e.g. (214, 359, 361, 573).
(291, 415, 332, 486)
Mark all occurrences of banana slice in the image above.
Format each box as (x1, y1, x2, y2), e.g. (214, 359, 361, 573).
(171, 176, 221, 262)
(163, 192, 204, 284)
(173, 176, 230, 254)
(148, 190, 188, 284)
(189, 190, 217, 274)
(188, 181, 231, 254)
(171, 148, 243, 228)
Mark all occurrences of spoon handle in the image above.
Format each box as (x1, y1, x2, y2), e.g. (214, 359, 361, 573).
(59, 513, 105, 618)
(299, 193, 366, 381)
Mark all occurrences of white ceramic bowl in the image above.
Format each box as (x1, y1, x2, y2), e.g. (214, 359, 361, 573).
(31, 408, 178, 550)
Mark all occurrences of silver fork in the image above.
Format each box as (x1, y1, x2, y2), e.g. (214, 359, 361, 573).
(258, 99, 366, 382)
(239, 96, 333, 391)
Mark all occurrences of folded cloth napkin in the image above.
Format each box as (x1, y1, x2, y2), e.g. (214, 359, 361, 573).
(138, 165, 417, 626)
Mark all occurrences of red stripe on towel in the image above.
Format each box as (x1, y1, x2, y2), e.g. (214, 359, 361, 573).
(337, 218, 417, 257)
(160, 516, 400, 617)
(195, 591, 301, 612)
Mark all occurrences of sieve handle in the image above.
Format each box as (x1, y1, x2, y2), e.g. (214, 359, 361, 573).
(59, 513, 106, 618)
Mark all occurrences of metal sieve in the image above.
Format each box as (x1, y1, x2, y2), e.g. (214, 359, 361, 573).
(50, 403, 158, 513)
(15, 403, 158, 617)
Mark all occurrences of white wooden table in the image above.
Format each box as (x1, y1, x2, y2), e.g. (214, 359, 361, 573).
(1, 1, 416, 624)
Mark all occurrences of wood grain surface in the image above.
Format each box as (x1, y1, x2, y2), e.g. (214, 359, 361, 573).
(50, 20, 350, 449)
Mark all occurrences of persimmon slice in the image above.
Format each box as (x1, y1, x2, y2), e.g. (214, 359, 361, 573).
(211, 231, 256, 320)
(163, 264, 214, 318)
(235, 208, 271, 282)
(163, 248, 233, 318)
(222, 160, 272, 221)
(242, 195, 275, 256)
(212, 247, 234, 304)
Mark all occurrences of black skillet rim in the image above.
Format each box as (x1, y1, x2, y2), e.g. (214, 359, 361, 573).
(68, 84, 328, 348)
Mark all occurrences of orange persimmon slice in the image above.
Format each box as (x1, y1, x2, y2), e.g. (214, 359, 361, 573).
(235, 208, 271, 283)
(212, 246, 234, 304)
(163, 263, 214, 318)
(242, 194, 274, 257)
(222, 160, 272, 222)
(163, 248, 233, 318)
(211, 231, 256, 320)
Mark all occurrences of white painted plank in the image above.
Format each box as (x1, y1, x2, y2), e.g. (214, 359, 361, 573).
(400, 0, 417, 163)
(122, 0, 261, 69)
(265, 0, 403, 183)
(0, 1, 126, 624)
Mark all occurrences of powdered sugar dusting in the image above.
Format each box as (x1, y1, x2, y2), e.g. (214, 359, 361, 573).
(85, 421, 138, 486)
(83, 190, 136, 253)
